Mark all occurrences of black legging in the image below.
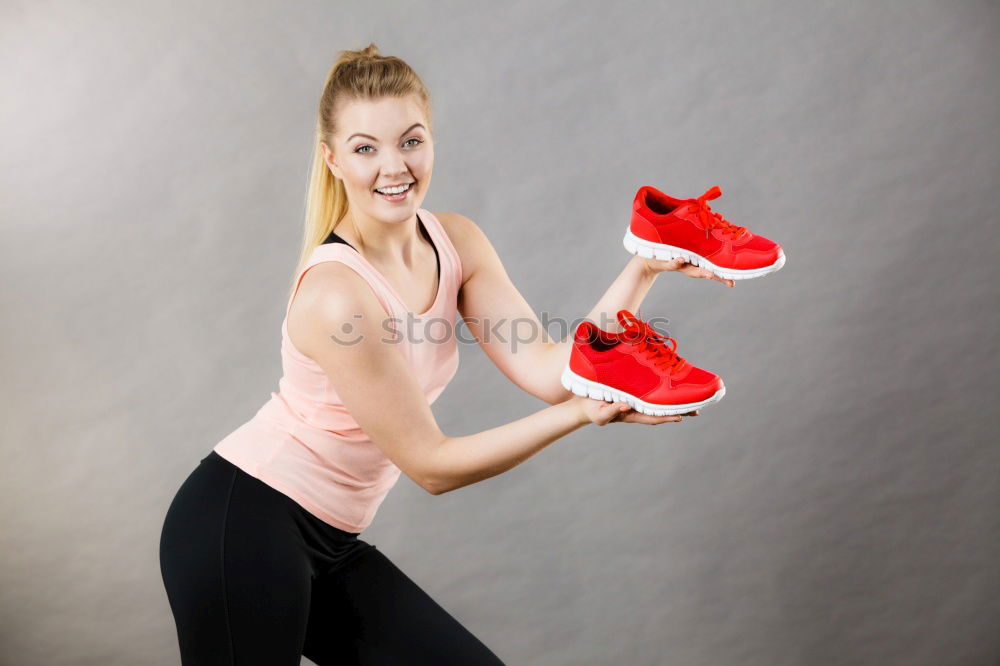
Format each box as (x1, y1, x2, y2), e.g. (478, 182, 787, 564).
(159, 451, 506, 665)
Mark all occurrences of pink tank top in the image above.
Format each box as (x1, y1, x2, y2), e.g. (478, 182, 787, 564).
(213, 208, 461, 533)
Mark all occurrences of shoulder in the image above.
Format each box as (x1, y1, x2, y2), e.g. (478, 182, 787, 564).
(432, 209, 489, 247)
(431, 211, 493, 286)
(295, 260, 371, 307)
(287, 260, 388, 360)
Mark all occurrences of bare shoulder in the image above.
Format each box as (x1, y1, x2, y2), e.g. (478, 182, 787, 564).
(286, 260, 385, 360)
(432, 211, 491, 286)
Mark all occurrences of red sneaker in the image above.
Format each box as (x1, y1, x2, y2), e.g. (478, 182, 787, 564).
(623, 185, 786, 280)
(561, 309, 725, 416)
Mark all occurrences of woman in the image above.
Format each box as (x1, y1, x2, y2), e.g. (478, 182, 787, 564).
(159, 43, 730, 665)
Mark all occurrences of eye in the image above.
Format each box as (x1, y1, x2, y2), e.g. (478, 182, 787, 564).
(404, 138, 423, 147)
(354, 145, 374, 154)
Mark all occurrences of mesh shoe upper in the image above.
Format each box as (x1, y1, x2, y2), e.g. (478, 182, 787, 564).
(630, 185, 782, 269)
(568, 311, 723, 406)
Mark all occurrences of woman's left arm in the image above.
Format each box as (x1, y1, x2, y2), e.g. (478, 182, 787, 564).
(438, 211, 734, 405)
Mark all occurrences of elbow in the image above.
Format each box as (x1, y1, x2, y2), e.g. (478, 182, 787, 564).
(542, 385, 576, 406)
(420, 459, 451, 496)
(423, 475, 450, 496)
(420, 435, 454, 496)
(523, 379, 572, 405)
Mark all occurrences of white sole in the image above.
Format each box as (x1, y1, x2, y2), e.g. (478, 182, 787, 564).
(622, 228, 786, 280)
(561, 366, 726, 416)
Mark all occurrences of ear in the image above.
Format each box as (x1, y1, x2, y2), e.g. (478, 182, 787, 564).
(320, 141, 342, 179)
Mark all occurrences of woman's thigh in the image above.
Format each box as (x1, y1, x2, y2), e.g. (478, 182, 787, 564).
(302, 546, 506, 665)
(159, 454, 314, 665)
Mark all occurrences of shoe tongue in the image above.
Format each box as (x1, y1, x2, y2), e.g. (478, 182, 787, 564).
(617, 311, 677, 354)
(679, 202, 708, 227)
(617, 309, 640, 330)
(622, 324, 660, 348)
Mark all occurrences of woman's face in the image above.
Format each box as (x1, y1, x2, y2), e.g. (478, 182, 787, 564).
(323, 95, 434, 224)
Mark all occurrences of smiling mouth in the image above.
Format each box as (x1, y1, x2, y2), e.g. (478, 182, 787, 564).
(374, 183, 415, 197)
(373, 182, 415, 199)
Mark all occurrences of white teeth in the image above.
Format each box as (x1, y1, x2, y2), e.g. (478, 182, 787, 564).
(375, 183, 411, 195)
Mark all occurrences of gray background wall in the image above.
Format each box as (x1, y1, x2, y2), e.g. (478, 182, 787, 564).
(2, 1, 998, 664)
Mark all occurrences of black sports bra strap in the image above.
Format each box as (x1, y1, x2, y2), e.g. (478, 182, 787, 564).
(322, 213, 440, 279)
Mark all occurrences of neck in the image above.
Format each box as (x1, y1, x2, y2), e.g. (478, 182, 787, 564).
(335, 209, 424, 267)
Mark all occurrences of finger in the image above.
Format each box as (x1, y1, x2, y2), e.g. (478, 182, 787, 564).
(605, 402, 630, 417)
(685, 266, 715, 280)
(626, 412, 682, 424)
(608, 404, 627, 419)
(667, 258, 687, 271)
(706, 272, 732, 287)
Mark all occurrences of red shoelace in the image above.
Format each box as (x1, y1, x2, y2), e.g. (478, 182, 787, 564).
(617, 310, 686, 373)
(687, 186, 747, 239)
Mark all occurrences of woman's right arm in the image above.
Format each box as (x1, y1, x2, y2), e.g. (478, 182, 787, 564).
(288, 261, 641, 496)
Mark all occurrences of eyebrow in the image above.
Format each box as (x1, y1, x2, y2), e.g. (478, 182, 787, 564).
(347, 123, 425, 143)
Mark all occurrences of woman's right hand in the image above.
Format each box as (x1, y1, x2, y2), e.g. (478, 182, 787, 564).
(572, 395, 698, 426)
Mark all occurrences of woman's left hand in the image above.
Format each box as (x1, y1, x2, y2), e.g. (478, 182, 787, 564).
(641, 257, 735, 287)
(608, 406, 700, 424)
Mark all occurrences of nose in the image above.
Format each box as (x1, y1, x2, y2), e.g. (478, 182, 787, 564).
(380, 148, 410, 179)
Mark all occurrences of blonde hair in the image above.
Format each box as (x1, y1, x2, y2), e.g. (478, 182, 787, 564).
(290, 43, 433, 298)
